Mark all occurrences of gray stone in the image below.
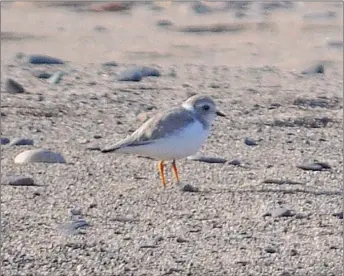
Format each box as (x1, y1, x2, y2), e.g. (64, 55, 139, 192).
(9, 138, 34, 146)
(2, 175, 35, 186)
(187, 155, 227, 164)
(181, 184, 199, 193)
(271, 207, 294, 218)
(302, 63, 324, 75)
(244, 137, 258, 146)
(1, 137, 10, 145)
(14, 149, 66, 164)
(5, 78, 25, 93)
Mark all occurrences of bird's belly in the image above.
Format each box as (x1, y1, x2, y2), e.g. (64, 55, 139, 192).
(126, 122, 209, 160)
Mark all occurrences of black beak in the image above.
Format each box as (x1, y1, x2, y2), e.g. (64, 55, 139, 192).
(216, 110, 226, 117)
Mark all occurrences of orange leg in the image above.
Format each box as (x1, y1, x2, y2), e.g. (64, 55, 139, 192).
(171, 160, 180, 184)
(158, 161, 167, 187)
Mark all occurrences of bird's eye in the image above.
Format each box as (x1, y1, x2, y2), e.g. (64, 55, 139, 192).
(203, 105, 210, 111)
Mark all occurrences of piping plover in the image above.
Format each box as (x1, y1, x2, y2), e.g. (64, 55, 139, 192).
(101, 95, 225, 186)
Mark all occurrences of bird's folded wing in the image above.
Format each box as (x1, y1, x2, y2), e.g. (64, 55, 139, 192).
(101, 107, 195, 153)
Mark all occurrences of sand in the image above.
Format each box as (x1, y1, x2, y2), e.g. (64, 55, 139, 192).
(1, 2, 343, 275)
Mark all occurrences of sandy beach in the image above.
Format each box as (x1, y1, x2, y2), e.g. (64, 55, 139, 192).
(1, 2, 343, 275)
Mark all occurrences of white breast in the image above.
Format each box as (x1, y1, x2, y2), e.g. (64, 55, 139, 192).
(119, 121, 210, 161)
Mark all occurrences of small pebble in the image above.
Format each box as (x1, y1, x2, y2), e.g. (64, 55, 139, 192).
(244, 137, 258, 146)
(297, 162, 331, 171)
(2, 175, 35, 186)
(229, 159, 241, 166)
(181, 184, 199, 193)
(94, 25, 107, 32)
(32, 70, 52, 79)
(28, 55, 64, 65)
(156, 19, 173, 27)
(9, 138, 34, 146)
(187, 155, 227, 164)
(270, 207, 294, 218)
(264, 246, 277, 253)
(118, 68, 142, 82)
(5, 78, 25, 93)
(48, 71, 64, 84)
(14, 149, 66, 164)
(93, 135, 102, 139)
(176, 237, 188, 243)
(102, 61, 118, 67)
(59, 219, 89, 235)
(332, 212, 343, 219)
(1, 137, 10, 145)
(139, 66, 160, 77)
(303, 11, 336, 20)
(302, 63, 324, 75)
(327, 40, 343, 49)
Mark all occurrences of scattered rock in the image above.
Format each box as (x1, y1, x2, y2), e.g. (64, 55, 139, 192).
(229, 159, 241, 166)
(178, 23, 247, 33)
(332, 212, 343, 219)
(303, 11, 336, 20)
(293, 97, 340, 109)
(297, 162, 331, 171)
(93, 135, 102, 139)
(181, 184, 199, 193)
(28, 55, 64, 65)
(59, 219, 89, 235)
(192, 2, 212, 14)
(327, 40, 343, 49)
(139, 244, 157, 249)
(69, 208, 82, 217)
(102, 61, 118, 67)
(260, 1, 293, 11)
(1, 137, 10, 145)
(244, 137, 258, 146)
(136, 111, 153, 123)
(1, 175, 35, 186)
(32, 70, 52, 79)
(5, 78, 25, 93)
(270, 116, 331, 128)
(301, 63, 324, 75)
(14, 149, 66, 164)
(9, 138, 34, 146)
(118, 66, 160, 81)
(156, 19, 173, 28)
(290, 249, 298, 256)
(270, 207, 295, 218)
(85, 145, 101, 151)
(262, 179, 304, 185)
(176, 237, 188, 243)
(139, 66, 160, 77)
(48, 71, 64, 84)
(94, 25, 107, 32)
(90, 2, 133, 12)
(118, 68, 143, 82)
(264, 245, 277, 253)
(187, 155, 227, 164)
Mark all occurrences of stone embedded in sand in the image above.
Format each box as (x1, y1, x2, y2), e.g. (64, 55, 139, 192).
(9, 138, 34, 146)
(187, 155, 227, 164)
(301, 63, 324, 75)
(5, 78, 25, 93)
(1, 137, 10, 145)
(244, 137, 258, 146)
(1, 175, 35, 186)
(118, 66, 160, 82)
(14, 149, 66, 164)
(28, 54, 64, 65)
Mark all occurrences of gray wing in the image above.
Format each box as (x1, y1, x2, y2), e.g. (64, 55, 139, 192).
(101, 107, 195, 153)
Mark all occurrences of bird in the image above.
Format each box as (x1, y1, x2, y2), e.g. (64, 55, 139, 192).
(101, 95, 226, 187)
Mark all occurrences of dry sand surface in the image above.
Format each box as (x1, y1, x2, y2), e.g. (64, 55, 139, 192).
(1, 1, 343, 276)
